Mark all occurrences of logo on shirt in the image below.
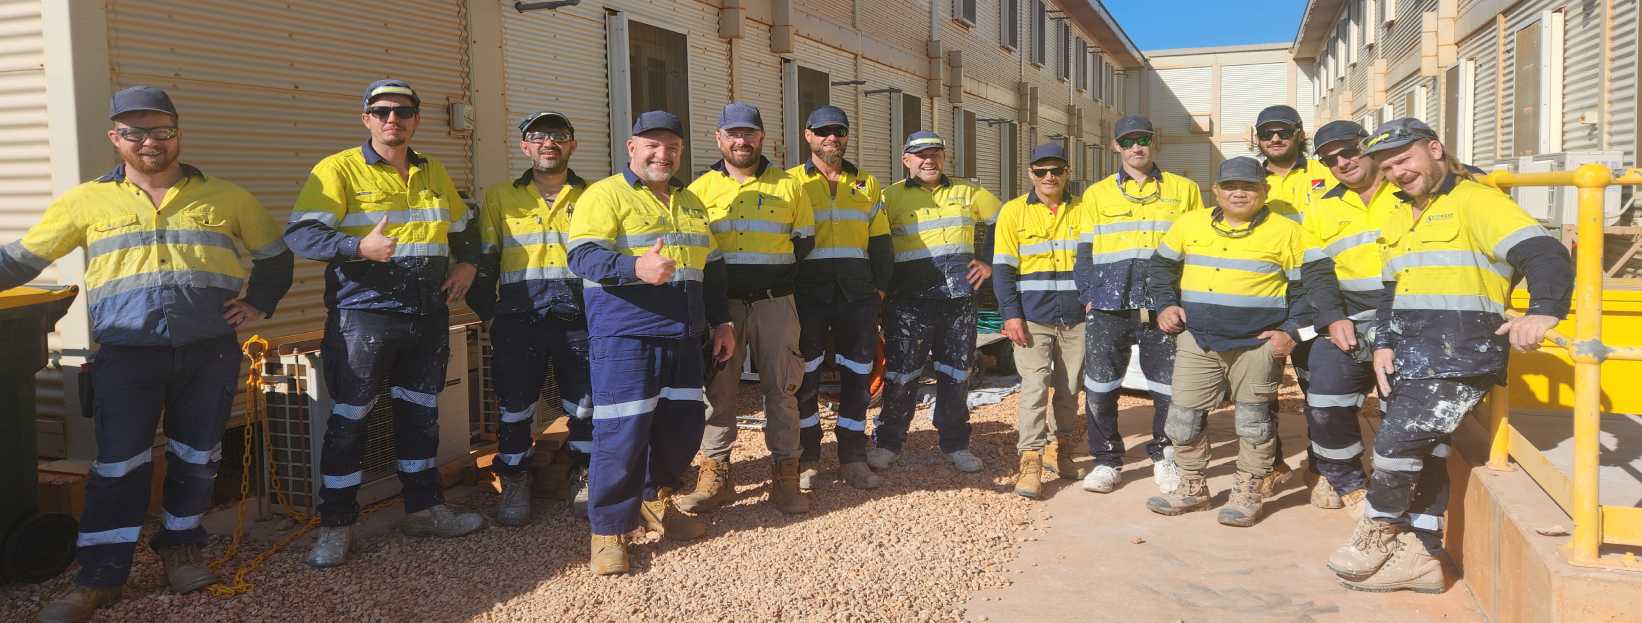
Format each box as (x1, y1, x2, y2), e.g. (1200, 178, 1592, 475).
(1310, 179, 1326, 191)
(682, 206, 708, 219)
(1426, 212, 1456, 222)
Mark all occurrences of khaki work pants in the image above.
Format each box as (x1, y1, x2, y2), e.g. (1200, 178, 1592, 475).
(1013, 321, 1085, 453)
(701, 295, 804, 461)
(1166, 331, 1282, 477)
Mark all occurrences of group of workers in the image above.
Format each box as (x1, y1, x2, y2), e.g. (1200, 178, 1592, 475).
(0, 78, 1571, 622)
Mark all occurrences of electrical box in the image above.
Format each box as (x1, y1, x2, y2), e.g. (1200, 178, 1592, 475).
(448, 102, 474, 132)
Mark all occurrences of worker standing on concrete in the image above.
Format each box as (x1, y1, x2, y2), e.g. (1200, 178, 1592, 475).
(870, 131, 1001, 474)
(788, 106, 890, 491)
(1297, 120, 1399, 513)
(466, 111, 594, 525)
(676, 103, 814, 515)
(994, 143, 1087, 500)
(1329, 119, 1571, 593)
(568, 110, 735, 575)
(1073, 115, 1203, 495)
(1143, 157, 1338, 528)
(2, 86, 292, 623)
(285, 79, 485, 568)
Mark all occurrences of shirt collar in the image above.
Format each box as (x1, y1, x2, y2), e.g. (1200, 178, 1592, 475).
(513, 168, 587, 189)
(1210, 206, 1271, 228)
(904, 174, 952, 189)
(96, 162, 205, 183)
(1262, 157, 1310, 176)
(361, 140, 426, 166)
(709, 155, 771, 179)
(1393, 173, 1459, 202)
(1322, 182, 1349, 199)
(1116, 164, 1163, 185)
(802, 158, 859, 176)
(621, 167, 684, 189)
(1026, 183, 1080, 205)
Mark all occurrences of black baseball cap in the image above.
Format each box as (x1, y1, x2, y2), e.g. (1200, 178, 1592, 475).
(1029, 143, 1068, 165)
(1255, 105, 1302, 129)
(1113, 115, 1154, 139)
(632, 110, 685, 138)
(109, 86, 177, 120)
(1361, 118, 1441, 156)
(1313, 120, 1368, 154)
(903, 131, 946, 154)
(363, 79, 420, 109)
(518, 111, 574, 137)
(1217, 157, 1266, 185)
(718, 102, 764, 131)
(806, 105, 849, 130)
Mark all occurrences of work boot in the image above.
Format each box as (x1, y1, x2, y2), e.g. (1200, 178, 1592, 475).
(840, 461, 883, 490)
(1339, 532, 1446, 593)
(1152, 447, 1182, 494)
(566, 463, 590, 518)
(770, 457, 811, 514)
(1328, 516, 1403, 580)
(589, 533, 629, 576)
(401, 504, 486, 538)
(1217, 471, 1265, 527)
(866, 447, 899, 470)
(1081, 464, 1121, 493)
(1043, 437, 1085, 480)
(1258, 460, 1295, 496)
(798, 460, 821, 492)
(1311, 475, 1343, 509)
(1014, 451, 1044, 499)
(1342, 489, 1367, 517)
(306, 526, 351, 568)
(496, 471, 533, 527)
(676, 456, 733, 513)
(36, 585, 121, 623)
(640, 487, 707, 541)
(945, 449, 984, 473)
(156, 543, 219, 593)
(1145, 472, 1210, 516)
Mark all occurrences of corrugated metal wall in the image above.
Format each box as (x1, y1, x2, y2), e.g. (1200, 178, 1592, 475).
(735, 19, 787, 166)
(1612, 0, 1639, 164)
(500, 5, 611, 179)
(1296, 63, 1318, 128)
(1563, 0, 1605, 153)
(1147, 66, 1211, 135)
(1384, 0, 1436, 68)
(1497, 0, 1560, 160)
(0, 0, 52, 281)
(1155, 142, 1211, 189)
(1220, 63, 1287, 140)
(1462, 25, 1500, 166)
(793, 34, 863, 166)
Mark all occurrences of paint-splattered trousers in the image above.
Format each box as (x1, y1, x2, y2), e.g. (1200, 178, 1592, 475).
(1364, 375, 1489, 536)
(490, 312, 593, 475)
(318, 308, 450, 527)
(876, 297, 977, 454)
(798, 293, 880, 465)
(1082, 309, 1173, 466)
(587, 335, 706, 536)
(1304, 337, 1375, 496)
(75, 334, 240, 587)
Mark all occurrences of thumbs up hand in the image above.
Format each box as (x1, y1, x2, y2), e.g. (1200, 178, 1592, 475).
(359, 216, 397, 262)
(635, 238, 677, 285)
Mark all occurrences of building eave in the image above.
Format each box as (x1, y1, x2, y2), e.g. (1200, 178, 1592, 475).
(1290, 0, 1346, 60)
(1060, 1, 1146, 68)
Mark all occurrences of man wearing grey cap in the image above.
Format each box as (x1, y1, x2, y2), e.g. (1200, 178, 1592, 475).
(5, 86, 292, 623)
(678, 102, 815, 515)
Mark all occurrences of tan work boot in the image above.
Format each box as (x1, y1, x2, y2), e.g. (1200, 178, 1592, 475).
(401, 504, 485, 538)
(1258, 460, 1294, 496)
(37, 585, 121, 623)
(1043, 437, 1086, 480)
(676, 456, 733, 513)
(1328, 516, 1403, 580)
(639, 487, 706, 541)
(1339, 531, 1446, 593)
(589, 533, 629, 575)
(1014, 450, 1044, 499)
(840, 461, 883, 490)
(1311, 474, 1343, 509)
(156, 543, 219, 593)
(1342, 489, 1367, 517)
(1145, 471, 1210, 515)
(769, 457, 811, 514)
(798, 461, 821, 492)
(1217, 471, 1265, 527)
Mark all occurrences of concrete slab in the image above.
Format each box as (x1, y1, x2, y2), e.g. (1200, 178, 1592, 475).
(1510, 411, 1642, 507)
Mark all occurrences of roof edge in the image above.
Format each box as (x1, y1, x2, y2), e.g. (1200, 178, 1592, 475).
(1290, 0, 1346, 59)
(1060, 1, 1146, 68)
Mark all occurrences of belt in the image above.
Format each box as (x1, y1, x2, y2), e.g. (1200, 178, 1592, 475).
(732, 286, 794, 302)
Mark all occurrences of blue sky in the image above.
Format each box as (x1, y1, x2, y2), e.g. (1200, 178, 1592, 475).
(1105, 0, 1311, 51)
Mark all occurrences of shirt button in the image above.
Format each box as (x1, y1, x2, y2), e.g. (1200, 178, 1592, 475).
(159, 258, 168, 264)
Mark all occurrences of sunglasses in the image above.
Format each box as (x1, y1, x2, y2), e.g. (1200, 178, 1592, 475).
(811, 126, 848, 138)
(1029, 166, 1067, 178)
(1117, 135, 1152, 149)
(115, 126, 178, 142)
(1258, 127, 1297, 141)
(1320, 147, 1363, 168)
(366, 106, 419, 121)
(524, 130, 574, 144)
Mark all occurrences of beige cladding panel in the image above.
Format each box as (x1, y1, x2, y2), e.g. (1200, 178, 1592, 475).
(735, 20, 786, 166)
(1147, 66, 1211, 136)
(1220, 63, 1287, 141)
(0, 0, 53, 280)
(1383, 0, 1438, 70)
(793, 35, 862, 165)
(1460, 24, 1499, 166)
(1611, 0, 1638, 163)
(942, 0, 1021, 90)
(500, 5, 611, 179)
(806, 0, 855, 25)
(1559, 0, 1603, 154)
(857, 58, 926, 184)
(1155, 141, 1211, 190)
(859, 0, 932, 66)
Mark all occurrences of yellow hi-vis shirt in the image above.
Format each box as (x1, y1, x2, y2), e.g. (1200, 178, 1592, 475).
(881, 175, 1002, 299)
(1264, 158, 1337, 223)
(788, 159, 890, 301)
(1302, 180, 1402, 326)
(687, 157, 814, 294)
(476, 169, 588, 318)
(992, 191, 1085, 325)
(0, 164, 289, 346)
(1075, 166, 1205, 310)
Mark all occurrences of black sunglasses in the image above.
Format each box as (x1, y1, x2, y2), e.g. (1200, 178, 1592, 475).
(1258, 127, 1297, 141)
(366, 106, 419, 121)
(524, 130, 574, 144)
(1029, 166, 1067, 178)
(115, 126, 179, 142)
(1320, 147, 1363, 167)
(1117, 135, 1152, 149)
(811, 127, 848, 138)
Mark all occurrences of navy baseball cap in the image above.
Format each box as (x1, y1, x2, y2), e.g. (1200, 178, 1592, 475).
(1313, 120, 1368, 154)
(1029, 143, 1068, 165)
(362, 79, 420, 109)
(806, 105, 849, 129)
(1362, 118, 1441, 156)
(518, 111, 573, 137)
(1113, 115, 1154, 139)
(903, 131, 946, 154)
(632, 110, 685, 138)
(718, 102, 764, 131)
(1217, 157, 1267, 185)
(109, 86, 177, 119)
(1255, 105, 1302, 128)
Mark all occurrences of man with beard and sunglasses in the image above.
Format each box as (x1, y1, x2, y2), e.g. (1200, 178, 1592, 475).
(2, 86, 292, 623)
(1073, 115, 1203, 495)
(678, 103, 815, 515)
(787, 106, 890, 491)
(466, 111, 595, 526)
(286, 79, 484, 568)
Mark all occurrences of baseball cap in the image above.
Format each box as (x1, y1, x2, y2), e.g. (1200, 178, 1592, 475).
(1113, 115, 1154, 139)
(363, 79, 420, 109)
(1312, 120, 1368, 154)
(1255, 105, 1302, 128)
(718, 102, 764, 131)
(109, 86, 178, 119)
(1217, 157, 1266, 185)
(518, 111, 574, 137)
(1361, 118, 1441, 156)
(903, 131, 946, 154)
(1029, 143, 1068, 165)
(631, 110, 685, 138)
(806, 105, 849, 129)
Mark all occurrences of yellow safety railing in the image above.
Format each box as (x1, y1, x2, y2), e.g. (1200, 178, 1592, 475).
(1479, 164, 1642, 567)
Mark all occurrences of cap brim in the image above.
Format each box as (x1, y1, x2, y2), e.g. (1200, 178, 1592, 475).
(1217, 176, 1265, 185)
(807, 122, 847, 130)
(719, 122, 762, 131)
(634, 127, 683, 138)
(522, 113, 573, 133)
(1115, 129, 1154, 139)
(1030, 156, 1067, 165)
(109, 107, 176, 120)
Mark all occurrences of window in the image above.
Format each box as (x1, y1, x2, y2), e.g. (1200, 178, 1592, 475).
(1030, 0, 1046, 66)
(1002, 122, 1019, 197)
(1346, 15, 1359, 65)
(1056, 21, 1071, 80)
(1513, 21, 1541, 157)
(1075, 38, 1088, 91)
(795, 66, 830, 164)
(1384, 0, 1398, 24)
(1000, 0, 1019, 50)
(1445, 60, 1475, 163)
(901, 93, 922, 137)
(628, 19, 692, 175)
(954, 0, 977, 25)
(952, 108, 978, 178)
(1092, 55, 1105, 103)
(1365, 0, 1377, 47)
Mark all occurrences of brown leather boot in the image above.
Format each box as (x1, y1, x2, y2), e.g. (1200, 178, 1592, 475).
(1339, 531, 1446, 593)
(156, 543, 219, 593)
(589, 533, 629, 576)
(676, 456, 733, 513)
(769, 457, 811, 514)
(1043, 436, 1086, 480)
(640, 487, 706, 541)
(1217, 471, 1265, 527)
(1258, 460, 1294, 496)
(36, 585, 122, 623)
(1145, 471, 1210, 516)
(1311, 474, 1344, 509)
(1014, 451, 1043, 499)
(1329, 516, 1403, 580)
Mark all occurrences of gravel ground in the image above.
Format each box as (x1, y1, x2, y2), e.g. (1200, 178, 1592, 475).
(2, 374, 1116, 623)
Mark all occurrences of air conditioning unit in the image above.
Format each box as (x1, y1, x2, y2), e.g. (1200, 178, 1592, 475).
(1512, 151, 1625, 227)
(263, 324, 476, 512)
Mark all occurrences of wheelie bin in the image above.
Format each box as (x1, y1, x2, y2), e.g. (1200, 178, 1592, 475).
(0, 285, 80, 584)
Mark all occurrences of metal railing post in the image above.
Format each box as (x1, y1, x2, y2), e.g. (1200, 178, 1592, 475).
(1568, 163, 1612, 563)
(1487, 386, 1511, 469)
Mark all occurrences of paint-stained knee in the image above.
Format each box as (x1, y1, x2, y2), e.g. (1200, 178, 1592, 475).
(1164, 405, 1206, 445)
(1233, 402, 1274, 442)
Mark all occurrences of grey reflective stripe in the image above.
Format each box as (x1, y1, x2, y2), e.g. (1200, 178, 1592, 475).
(503, 231, 570, 248)
(1184, 254, 1281, 274)
(1147, 380, 1172, 396)
(674, 267, 704, 283)
(1090, 248, 1157, 264)
(1091, 220, 1173, 235)
(1409, 513, 1443, 531)
(707, 248, 724, 262)
(323, 471, 362, 489)
(710, 219, 791, 234)
(1084, 375, 1121, 393)
(1339, 277, 1383, 292)
(1385, 250, 1511, 280)
(500, 266, 577, 284)
(1310, 440, 1364, 460)
(884, 370, 918, 384)
(894, 244, 971, 262)
(932, 361, 969, 381)
(394, 243, 450, 258)
(1430, 443, 1452, 458)
(250, 238, 290, 260)
(391, 386, 438, 408)
(93, 449, 153, 478)
(340, 208, 451, 228)
(163, 511, 203, 531)
(869, 201, 884, 221)
(90, 229, 239, 259)
(568, 238, 613, 251)
(481, 242, 501, 254)
(814, 209, 869, 222)
(1393, 294, 1505, 314)
(497, 450, 531, 466)
(398, 458, 436, 472)
(1286, 267, 1304, 281)
(1349, 308, 1378, 321)
(619, 232, 712, 249)
(167, 439, 222, 465)
(834, 354, 872, 375)
(1017, 239, 1079, 256)
(1362, 500, 1397, 521)
(1016, 279, 1078, 291)
(807, 247, 867, 260)
(593, 387, 703, 420)
(1277, 211, 1303, 223)
(447, 215, 470, 233)
(1152, 243, 1179, 261)
(1303, 248, 1327, 264)
(835, 417, 866, 431)
(1372, 453, 1423, 473)
(1308, 392, 1366, 408)
(804, 355, 824, 373)
(334, 400, 373, 421)
(1325, 230, 1379, 257)
(1, 241, 50, 271)
(660, 386, 704, 402)
(798, 414, 820, 428)
(561, 398, 593, 419)
(891, 216, 972, 235)
(288, 211, 340, 227)
(1180, 290, 1286, 308)
(992, 253, 1020, 267)
(501, 404, 535, 424)
(77, 526, 141, 547)
(87, 270, 244, 305)
(1493, 224, 1551, 259)
(722, 251, 795, 265)
(792, 225, 815, 237)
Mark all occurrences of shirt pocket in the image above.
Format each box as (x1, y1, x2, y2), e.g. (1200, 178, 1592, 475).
(1413, 220, 1461, 245)
(187, 208, 231, 231)
(92, 214, 141, 234)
